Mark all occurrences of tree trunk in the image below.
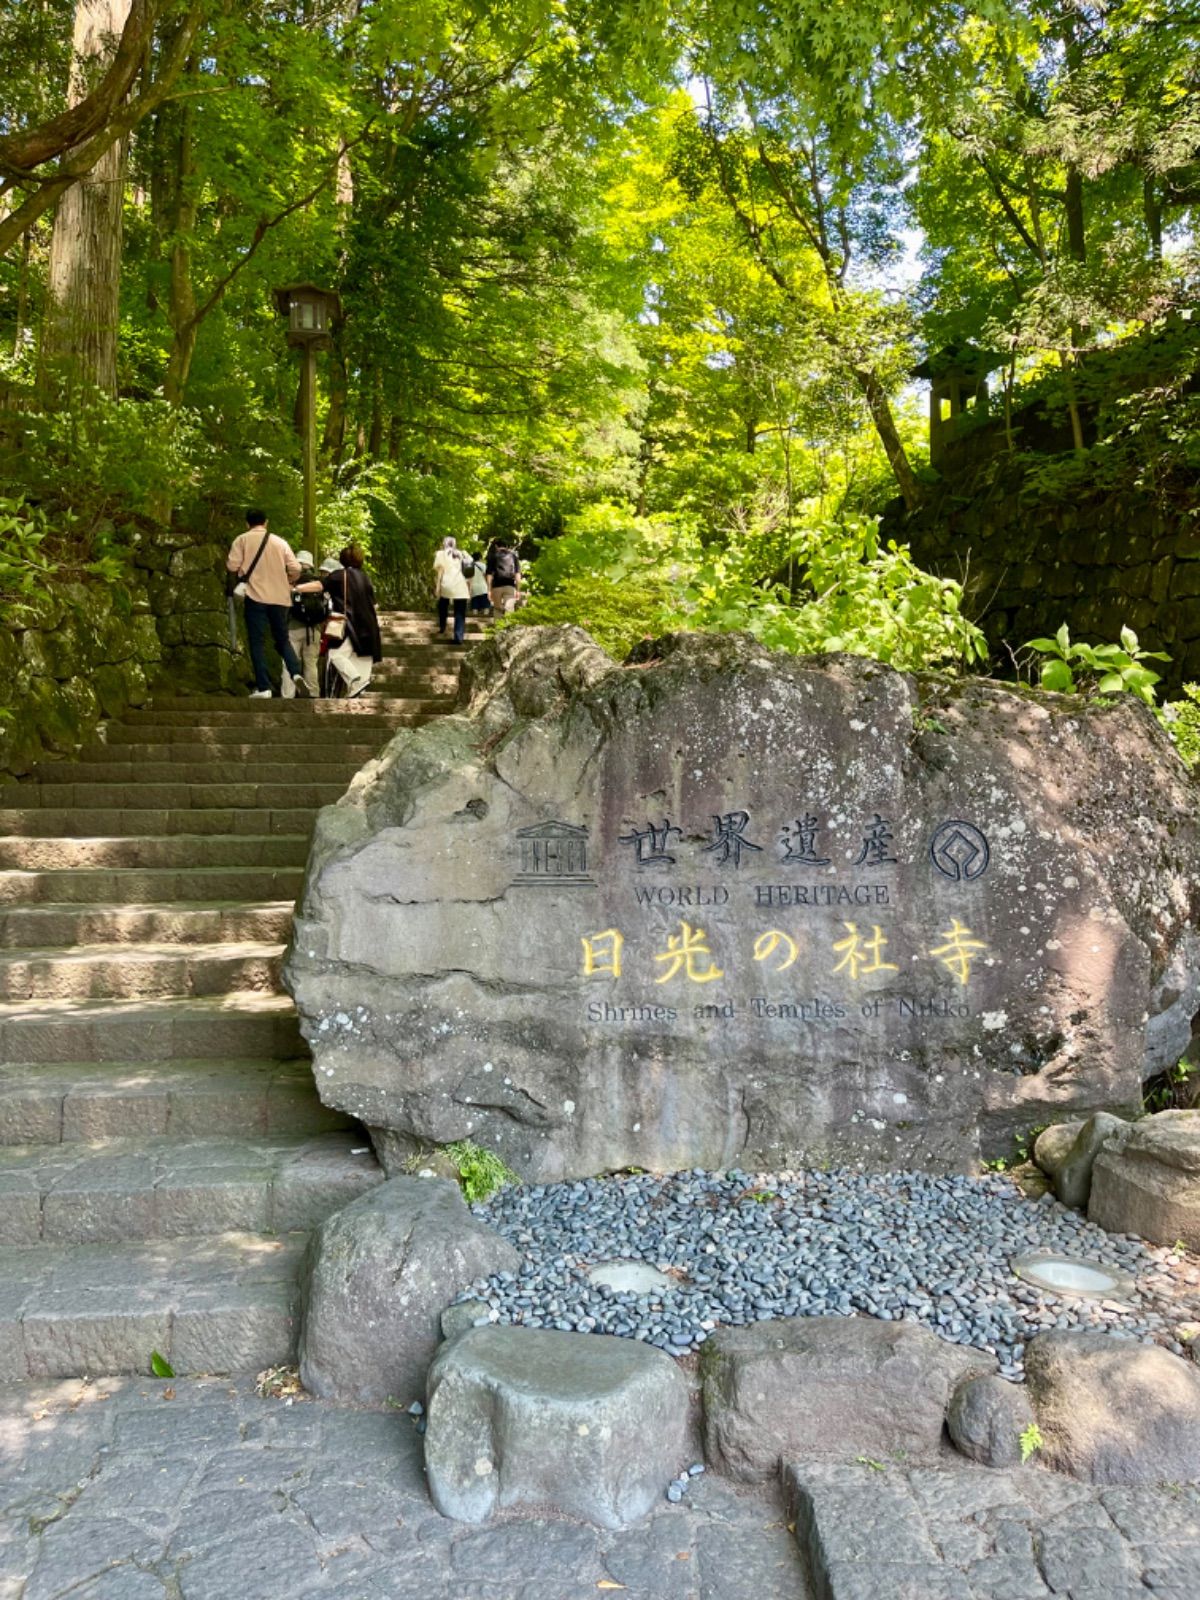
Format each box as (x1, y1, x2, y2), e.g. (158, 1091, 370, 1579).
(854, 366, 920, 511)
(162, 100, 197, 406)
(40, 0, 134, 398)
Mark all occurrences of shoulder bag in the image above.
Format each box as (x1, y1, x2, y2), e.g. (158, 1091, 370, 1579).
(323, 567, 348, 642)
(225, 527, 272, 599)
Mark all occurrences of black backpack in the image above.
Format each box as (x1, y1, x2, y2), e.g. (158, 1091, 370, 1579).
(459, 553, 476, 579)
(298, 588, 328, 628)
(493, 546, 517, 583)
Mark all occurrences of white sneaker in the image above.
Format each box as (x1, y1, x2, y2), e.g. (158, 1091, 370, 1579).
(280, 668, 296, 701)
(249, 689, 272, 699)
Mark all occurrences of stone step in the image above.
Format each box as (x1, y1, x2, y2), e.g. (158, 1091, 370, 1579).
(0, 1058, 345, 1146)
(20, 781, 346, 810)
(0, 865, 304, 907)
(128, 701, 446, 725)
(0, 940, 286, 1002)
(0, 1230, 308, 1379)
(32, 760, 364, 786)
(0, 992, 304, 1064)
(0, 1131, 381, 1245)
(102, 721, 423, 747)
(0, 900, 294, 948)
(0, 807, 317, 837)
(0, 834, 309, 872)
(55, 741, 384, 767)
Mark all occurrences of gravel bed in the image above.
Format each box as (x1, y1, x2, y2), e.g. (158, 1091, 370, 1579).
(459, 1168, 1186, 1381)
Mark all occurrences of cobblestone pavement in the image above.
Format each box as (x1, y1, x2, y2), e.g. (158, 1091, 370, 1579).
(3, 1378, 1199, 1600)
(0, 1377, 805, 1600)
(788, 1459, 1200, 1600)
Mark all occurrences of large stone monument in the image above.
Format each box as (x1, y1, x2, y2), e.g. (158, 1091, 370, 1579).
(286, 628, 1200, 1180)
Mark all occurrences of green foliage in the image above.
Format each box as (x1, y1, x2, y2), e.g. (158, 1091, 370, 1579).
(1143, 1059, 1198, 1116)
(1019, 1422, 1045, 1464)
(513, 501, 986, 671)
(1025, 625, 1169, 707)
(149, 1350, 176, 1379)
(442, 1141, 520, 1204)
(1159, 684, 1200, 770)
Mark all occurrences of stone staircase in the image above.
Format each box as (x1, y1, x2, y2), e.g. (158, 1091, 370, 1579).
(0, 609, 474, 1381)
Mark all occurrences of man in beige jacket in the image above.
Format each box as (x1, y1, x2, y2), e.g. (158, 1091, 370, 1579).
(226, 510, 307, 698)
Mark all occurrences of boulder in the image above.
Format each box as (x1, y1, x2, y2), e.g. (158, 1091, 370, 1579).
(424, 1325, 689, 1529)
(1024, 1330, 1200, 1484)
(298, 1177, 518, 1405)
(285, 629, 1200, 1182)
(700, 1316, 995, 1482)
(1088, 1110, 1200, 1250)
(1033, 1121, 1085, 1181)
(946, 1372, 1036, 1468)
(1053, 1112, 1132, 1210)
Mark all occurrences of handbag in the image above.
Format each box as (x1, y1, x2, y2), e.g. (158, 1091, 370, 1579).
(323, 566, 348, 642)
(225, 526, 272, 599)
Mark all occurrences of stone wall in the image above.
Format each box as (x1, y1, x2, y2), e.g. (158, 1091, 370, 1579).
(885, 434, 1200, 694)
(0, 513, 244, 779)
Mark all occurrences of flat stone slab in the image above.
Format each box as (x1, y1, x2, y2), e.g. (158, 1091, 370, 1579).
(0, 1374, 803, 1600)
(702, 1316, 995, 1482)
(786, 1457, 1200, 1600)
(425, 1325, 690, 1529)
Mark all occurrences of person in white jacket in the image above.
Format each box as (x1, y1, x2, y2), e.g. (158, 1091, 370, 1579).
(432, 536, 471, 645)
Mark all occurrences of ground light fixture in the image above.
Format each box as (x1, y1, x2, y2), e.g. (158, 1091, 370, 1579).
(1012, 1251, 1137, 1302)
(587, 1260, 676, 1294)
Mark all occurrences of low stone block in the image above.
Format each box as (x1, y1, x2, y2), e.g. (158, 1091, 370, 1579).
(1088, 1109, 1200, 1250)
(424, 1325, 689, 1529)
(1024, 1330, 1200, 1484)
(298, 1176, 518, 1405)
(701, 1317, 995, 1483)
(946, 1372, 1036, 1468)
(1054, 1112, 1132, 1210)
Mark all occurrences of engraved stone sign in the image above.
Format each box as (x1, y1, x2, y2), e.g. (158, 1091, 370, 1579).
(287, 629, 1200, 1181)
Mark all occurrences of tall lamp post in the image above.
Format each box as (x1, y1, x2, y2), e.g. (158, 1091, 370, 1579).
(273, 284, 340, 564)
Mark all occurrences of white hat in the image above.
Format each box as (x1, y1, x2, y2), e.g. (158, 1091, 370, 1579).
(295, 549, 314, 566)
(320, 556, 340, 573)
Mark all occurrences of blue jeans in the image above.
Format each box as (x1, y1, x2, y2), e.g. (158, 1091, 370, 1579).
(438, 597, 467, 642)
(245, 597, 302, 691)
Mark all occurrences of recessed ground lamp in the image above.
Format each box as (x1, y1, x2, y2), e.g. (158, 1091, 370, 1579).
(1012, 1252, 1136, 1302)
(587, 1260, 675, 1294)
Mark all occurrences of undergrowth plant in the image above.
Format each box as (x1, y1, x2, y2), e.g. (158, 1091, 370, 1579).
(443, 1140, 520, 1204)
(1025, 624, 1169, 706)
(1159, 684, 1200, 768)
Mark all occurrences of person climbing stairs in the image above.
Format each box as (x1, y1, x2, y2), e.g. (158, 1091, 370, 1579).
(0, 610, 479, 1380)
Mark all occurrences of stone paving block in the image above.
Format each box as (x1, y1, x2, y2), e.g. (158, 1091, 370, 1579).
(1100, 1483, 1200, 1542)
(447, 1522, 601, 1583)
(819, 1561, 973, 1600)
(692, 1518, 810, 1600)
(176, 1518, 324, 1600)
(23, 1518, 160, 1600)
(964, 1551, 1050, 1598)
(596, 1513, 698, 1599)
(63, 1571, 169, 1600)
(69, 1453, 197, 1530)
